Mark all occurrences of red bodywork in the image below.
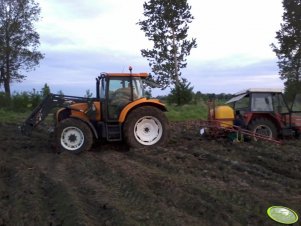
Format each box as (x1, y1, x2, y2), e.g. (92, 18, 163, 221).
(243, 112, 301, 135)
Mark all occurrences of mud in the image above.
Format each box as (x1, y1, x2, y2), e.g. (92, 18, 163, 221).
(0, 121, 300, 226)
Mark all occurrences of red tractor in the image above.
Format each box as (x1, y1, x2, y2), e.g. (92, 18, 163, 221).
(225, 88, 301, 140)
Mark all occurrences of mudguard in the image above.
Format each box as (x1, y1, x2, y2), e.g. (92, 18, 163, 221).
(118, 98, 167, 123)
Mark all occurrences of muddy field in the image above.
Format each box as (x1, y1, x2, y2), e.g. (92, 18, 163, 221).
(0, 121, 300, 226)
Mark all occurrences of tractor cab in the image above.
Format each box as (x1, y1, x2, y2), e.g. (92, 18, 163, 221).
(96, 72, 147, 120)
(226, 88, 289, 115)
(226, 88, 301, 138)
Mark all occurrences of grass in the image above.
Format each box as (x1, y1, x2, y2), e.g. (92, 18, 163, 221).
(0, 109, 30, 124)
(165, 103, 208, 121)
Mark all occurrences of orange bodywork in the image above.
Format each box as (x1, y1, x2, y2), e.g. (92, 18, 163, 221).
(118, 98, 167, 123)
(70, 102, 101, 121)
(107, 73, 148, 78)
(57, 98, 166, 124)
(57, 101, 101, 122)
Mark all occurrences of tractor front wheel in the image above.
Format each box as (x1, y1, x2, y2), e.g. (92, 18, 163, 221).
(123, 106, 169, 148)
(56, 118, 93, 154)
(248, 118, 278, 141)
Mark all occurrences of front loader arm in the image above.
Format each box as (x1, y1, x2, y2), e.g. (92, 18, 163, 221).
(21, 93, 94, 135)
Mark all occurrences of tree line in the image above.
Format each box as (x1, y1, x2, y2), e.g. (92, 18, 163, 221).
(0, 82, 98, 112)
(0, 83, 51, 112)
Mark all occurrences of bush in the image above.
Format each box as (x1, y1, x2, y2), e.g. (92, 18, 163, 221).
(167, 79, 194, 106)
(0, 92, 10, 107)
(0, 90, 42, 112)
(11, 92, 30, 111)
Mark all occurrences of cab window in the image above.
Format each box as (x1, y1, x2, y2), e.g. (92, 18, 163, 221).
(108, 77, 132, 119)
(292, 93, 301, 112)
(273, 93, 289, 113)
(234, 96, 249, 112)
(251, 93, 273, 112)
(132, 77, 144, 99)
(99, 79, 106, 99)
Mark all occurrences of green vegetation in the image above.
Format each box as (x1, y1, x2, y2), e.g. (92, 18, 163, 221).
(1, 102, 211, 124)
(0, 91, 42, 112)
(0, 103, 209, 124)
(0, 0, 44, 98)
(165, 103, 208, 121)
(138, 0, 197, 105)
(167, 79, 194, 106)
(271, 0, 301, 102)
(0, 109, 29, 124)
(0, 85, 53, 124)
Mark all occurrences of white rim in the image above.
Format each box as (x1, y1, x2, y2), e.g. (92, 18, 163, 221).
(134, 116, 163, 145)
(61, 126, 85, 151)
(254, 125, 272, 140)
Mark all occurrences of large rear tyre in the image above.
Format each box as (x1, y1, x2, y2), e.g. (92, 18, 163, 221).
(56, 118, 93, 154)
(123, 106, 169, 148)
(248, 118, 278, 141)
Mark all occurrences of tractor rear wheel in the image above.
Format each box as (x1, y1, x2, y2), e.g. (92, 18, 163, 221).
(56, 118, 93, 154)
(248, 118, 278, 141)
(123, 106, 169, 148)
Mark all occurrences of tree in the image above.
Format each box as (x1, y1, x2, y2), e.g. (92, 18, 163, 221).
(271, 0, 301, 101)
(41, 83, 50, 97)
(138, 0, 197, 93)
(57, 90, 64, 97)
(0, 0, 43, 98)
(167, 78, 194, 105)
(84, 89, 93, 98)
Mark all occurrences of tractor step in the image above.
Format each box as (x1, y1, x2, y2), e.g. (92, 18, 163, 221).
(106, 123, 122, 141)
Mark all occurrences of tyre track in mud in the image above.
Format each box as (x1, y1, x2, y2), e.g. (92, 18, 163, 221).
(120, 146, 278, 226)
(0, 124, 82, 226)
(0, 123, 301, 226)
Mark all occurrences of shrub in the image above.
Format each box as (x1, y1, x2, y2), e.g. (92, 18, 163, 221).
(0, 90, 43, 112)
(0, 92, 10, 107)
(167, 79, 194, 106)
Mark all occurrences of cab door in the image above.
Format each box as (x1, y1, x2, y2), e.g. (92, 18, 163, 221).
(271, 93, 290, 127)
(107, 77, 133, 120)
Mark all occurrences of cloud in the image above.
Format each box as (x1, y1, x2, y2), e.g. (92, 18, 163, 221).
(9, 0, 284, 97)
(37, 0, 149, 55)
(185, 58, 283, 94)
(11, 48, 149, 96)
(39, 0, 109, 20)
(11, 53, 283, 96)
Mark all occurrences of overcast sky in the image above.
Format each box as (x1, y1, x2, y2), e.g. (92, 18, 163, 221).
(10, 0, 284, 96)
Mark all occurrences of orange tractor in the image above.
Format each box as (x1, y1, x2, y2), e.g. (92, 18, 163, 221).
(22, 70, 169, 154)
(201, 88, 301, 143)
